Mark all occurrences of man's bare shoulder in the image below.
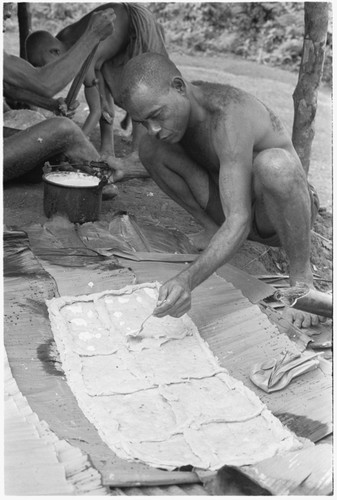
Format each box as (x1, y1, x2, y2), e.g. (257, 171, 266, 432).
(191, 80, 290, 148)
(192, 80, 252, 112)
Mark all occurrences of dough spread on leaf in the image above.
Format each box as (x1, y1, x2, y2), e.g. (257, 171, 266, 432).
(47, 282, 303, 471)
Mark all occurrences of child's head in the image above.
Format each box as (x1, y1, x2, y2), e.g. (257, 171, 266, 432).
(26, 31, 65, 67)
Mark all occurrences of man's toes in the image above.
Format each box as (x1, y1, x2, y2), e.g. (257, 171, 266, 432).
(310, 314, 319, 326)
(293, 314, 305, 328)
(102, 183, 118, 201)
(301, 314, 313, 329)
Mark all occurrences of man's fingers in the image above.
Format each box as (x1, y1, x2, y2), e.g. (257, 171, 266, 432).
(70, 100, 80, 111)
(154, 293, 190, 318)
(168, 304, 190, 318)
(154, 291, 182, 316)
(89, 9, 116, 40)
(102, 111, 113, 124)
(154, 301, 189, 318)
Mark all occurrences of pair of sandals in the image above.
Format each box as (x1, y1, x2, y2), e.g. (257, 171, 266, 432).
(250, 351, 322, 393)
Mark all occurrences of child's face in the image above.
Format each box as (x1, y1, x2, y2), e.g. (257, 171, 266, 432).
(40, 42, 65, 66)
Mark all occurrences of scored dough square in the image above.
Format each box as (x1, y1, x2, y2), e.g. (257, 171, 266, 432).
(81, 335, 222, 396)
(60, 301, 125, 355)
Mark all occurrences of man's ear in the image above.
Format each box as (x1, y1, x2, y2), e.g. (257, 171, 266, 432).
(171, 76, 186, 94)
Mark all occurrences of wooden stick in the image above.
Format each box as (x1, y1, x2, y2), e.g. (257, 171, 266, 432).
(65, 45, 99, 109)
(102, 469, 200, 488)
(274, 285, 332, 318)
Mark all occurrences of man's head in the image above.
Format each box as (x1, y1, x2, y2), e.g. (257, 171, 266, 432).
(26, 31, 65, 67)
(120, 53, 191, 143)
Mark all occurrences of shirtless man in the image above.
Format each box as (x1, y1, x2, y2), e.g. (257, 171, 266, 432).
(119, 53, 321, 328)
(4, 8, 119, 183)
(25, 3, 167, 156)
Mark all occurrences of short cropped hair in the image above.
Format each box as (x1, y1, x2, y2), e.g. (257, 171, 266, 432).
(120, 53, 182, 108)
(25, 31, 56, 66)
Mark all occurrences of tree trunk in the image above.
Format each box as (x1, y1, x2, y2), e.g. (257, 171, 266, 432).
(292, 2, 329, 175)
(17, 3, 32, 60)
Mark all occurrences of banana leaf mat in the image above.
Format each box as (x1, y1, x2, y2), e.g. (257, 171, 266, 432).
(3, 229, 204, 490)
(4, 221, 332, 490)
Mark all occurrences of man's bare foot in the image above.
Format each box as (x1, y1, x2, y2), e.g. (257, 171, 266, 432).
(188, 228, 218, 251)
(277, 283, 331, 328)
(283, 307, 327, 329)
(104, 154, 150, 182)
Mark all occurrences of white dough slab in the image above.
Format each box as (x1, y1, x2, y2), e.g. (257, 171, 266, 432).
(47, 282, 303, 471)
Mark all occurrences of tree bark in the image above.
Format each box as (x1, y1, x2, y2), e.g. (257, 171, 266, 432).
(292, 2, 329, 175)
(17, 2, 32, 60)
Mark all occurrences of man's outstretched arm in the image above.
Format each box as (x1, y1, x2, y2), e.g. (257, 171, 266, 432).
(154, 125, 255, 318)
(4, 9, 115, 98)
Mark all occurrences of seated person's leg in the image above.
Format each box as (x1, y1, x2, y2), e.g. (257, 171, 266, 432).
(4, 117, 100, 182)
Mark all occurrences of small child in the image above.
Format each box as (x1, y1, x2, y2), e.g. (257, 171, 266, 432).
(26, 3, 167, 157)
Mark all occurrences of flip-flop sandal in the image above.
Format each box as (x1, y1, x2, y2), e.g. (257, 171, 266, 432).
(250, 351, 322, 393)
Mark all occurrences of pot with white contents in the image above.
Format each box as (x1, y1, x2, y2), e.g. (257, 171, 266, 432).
(43, 171, 107, 223)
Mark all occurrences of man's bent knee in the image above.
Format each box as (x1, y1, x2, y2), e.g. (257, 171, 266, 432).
(254, 148, 305, 195)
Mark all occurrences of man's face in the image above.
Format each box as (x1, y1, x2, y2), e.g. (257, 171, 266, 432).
(127, 81, 190, 144)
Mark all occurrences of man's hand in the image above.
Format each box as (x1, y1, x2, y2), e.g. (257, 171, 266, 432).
(153, 276, 191, 318)
(56, 97, 79, 118)
(86, 8, 116, 42)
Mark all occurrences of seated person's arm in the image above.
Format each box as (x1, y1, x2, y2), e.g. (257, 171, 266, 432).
(4, 79, 62, 112)
(4, 9, 115, 98)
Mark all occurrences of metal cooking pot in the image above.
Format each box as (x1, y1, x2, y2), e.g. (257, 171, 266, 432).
(43, 171, 107, 224)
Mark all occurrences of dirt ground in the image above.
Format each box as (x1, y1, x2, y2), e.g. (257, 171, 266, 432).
(3, 52, 332, 293)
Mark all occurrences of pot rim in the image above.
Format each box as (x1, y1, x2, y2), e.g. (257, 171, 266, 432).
(42, 171, 102, 189)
